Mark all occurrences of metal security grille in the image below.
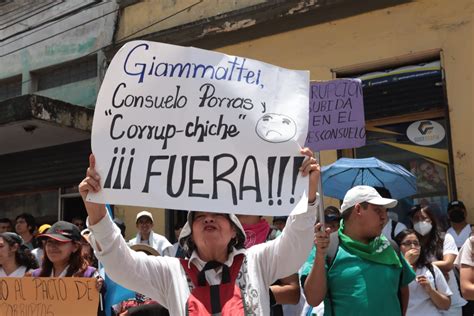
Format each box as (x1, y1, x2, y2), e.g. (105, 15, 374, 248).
(358, 61, 445, 120)
(37, 57, 97, 91)
(362, 74, 444, 120)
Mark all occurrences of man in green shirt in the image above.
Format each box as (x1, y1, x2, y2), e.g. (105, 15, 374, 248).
(304, 185, 415, 316)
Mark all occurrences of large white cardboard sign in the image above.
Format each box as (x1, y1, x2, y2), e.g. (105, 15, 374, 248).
(88, 41, 310, 216)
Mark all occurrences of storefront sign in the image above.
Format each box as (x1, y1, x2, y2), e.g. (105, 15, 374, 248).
(407, 120, 445, 146)
(306, 79, 366, 151)
(89, 41, 310, 216)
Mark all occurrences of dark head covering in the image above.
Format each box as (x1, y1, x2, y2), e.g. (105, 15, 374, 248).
(38, 221, 81, 242)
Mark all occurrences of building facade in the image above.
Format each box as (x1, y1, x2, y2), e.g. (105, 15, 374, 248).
(0, 0, 118, 224)
(1, 0, 472, 239)
(112, 0, 474, 233)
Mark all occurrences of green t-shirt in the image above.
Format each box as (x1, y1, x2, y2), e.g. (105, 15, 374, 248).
(324, 245, 415, 316)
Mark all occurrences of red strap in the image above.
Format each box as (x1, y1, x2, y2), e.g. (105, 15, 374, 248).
(179, 258, 200, 286)
(228, 254, 244, 282)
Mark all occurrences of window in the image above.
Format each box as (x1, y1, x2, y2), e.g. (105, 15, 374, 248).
(358, 61, 444, 120)
(0, 76, 22, 101)
(339, 59, 453, 228)
(357, 114, 451, 228)
(37, 57, 97, 91)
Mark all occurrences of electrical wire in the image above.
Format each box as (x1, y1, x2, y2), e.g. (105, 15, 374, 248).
(5, 0, 203, 88)
(1, 0, 202, 58)
(1, 1, 110, 46)
(1, 7, 118, 57)
(0, 1, 62, 30)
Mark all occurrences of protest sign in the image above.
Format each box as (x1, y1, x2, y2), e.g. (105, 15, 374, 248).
(306, 79, 366, 151)
(0, 277, 99, 316)
(88, 41, 310, 216)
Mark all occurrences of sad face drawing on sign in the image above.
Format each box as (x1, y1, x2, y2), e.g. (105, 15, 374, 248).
(255, 113, 297, 143)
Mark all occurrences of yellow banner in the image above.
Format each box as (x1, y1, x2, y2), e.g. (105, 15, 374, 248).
(0, 277, 99, 316)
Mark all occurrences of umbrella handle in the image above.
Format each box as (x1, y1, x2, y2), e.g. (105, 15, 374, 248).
(315, 151, 325, 231)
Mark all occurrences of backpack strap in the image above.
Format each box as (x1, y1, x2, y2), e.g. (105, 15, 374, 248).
(426, 263, 438, 290)
(179, 258, 200, 287)
(325, 231, 340, 268)
(83, 266, 97, 278)
(391, 220, 399, 241)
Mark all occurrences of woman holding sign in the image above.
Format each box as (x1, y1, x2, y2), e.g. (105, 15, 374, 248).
(0, 232, 38, 277)
(31, 221, 98, 278)
(79, 147, 320, 316)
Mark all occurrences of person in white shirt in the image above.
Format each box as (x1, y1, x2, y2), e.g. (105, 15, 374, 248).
(454, 236, 474, 316)
(31, 223, 51, 267)
(128, 211, 173, 257)
(445, 200, 471, 249)
(0, 232, 38, 277)
(171, 222, 185, 258)
(455, 237, 474, 298)
(374, 187, 408, 245)
(79, 149, 320, 315)
(383, 217, 407, 244)
(410, 205, 466, 315)
(395, 229, 451, 315)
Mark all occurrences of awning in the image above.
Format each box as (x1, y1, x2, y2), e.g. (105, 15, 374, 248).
(0, 94, 93, 155)
(0, 94, 94, 194)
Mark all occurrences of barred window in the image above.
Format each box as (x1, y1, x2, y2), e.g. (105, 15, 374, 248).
(0, 76, 22, 101)
(37, 57, 97, 91)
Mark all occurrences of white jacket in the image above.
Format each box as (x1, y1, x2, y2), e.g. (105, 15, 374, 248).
(128, 231, 173, 257)
(88, 200, 317, 315)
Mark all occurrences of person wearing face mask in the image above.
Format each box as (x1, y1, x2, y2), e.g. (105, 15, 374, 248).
(410, 205, 466, 316)
(446, 201, 471, 249)
(446, 200, 474, 316)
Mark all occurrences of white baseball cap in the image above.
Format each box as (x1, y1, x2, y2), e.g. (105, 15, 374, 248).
(136, 210, 154, 223)
(340, 185, 398, 213)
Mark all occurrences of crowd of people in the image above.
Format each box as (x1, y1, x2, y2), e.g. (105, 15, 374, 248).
(1, 150, 474, 316)
(301, 188, 474, 316)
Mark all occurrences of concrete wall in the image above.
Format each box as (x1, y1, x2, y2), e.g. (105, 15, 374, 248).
(114, 205, 167, 241)
(1, 0, 118, 107)
(35, 79, 98, 108)
(115, 0, 266, 42)
(207, 0, 473, 216)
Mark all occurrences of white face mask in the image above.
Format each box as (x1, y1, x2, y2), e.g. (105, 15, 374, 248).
(414, 221, 432, 236)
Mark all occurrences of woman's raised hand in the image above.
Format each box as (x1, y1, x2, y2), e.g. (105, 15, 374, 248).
(78, 154, 106, 225)
(299, 147, 320, 203)
(314, 222, 331, 256)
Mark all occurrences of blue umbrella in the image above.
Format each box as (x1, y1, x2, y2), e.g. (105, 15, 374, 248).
(321, 157, 417, 200)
